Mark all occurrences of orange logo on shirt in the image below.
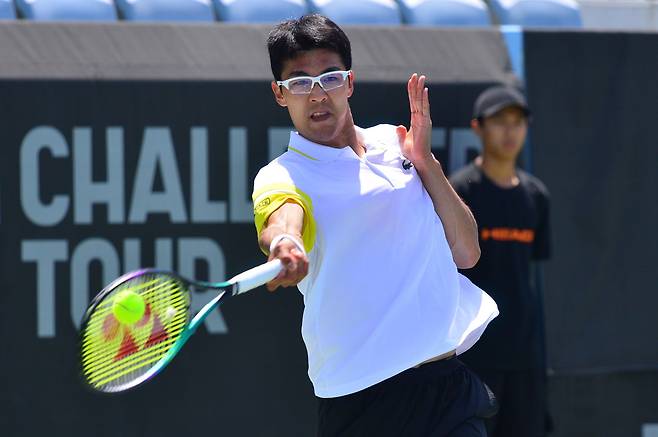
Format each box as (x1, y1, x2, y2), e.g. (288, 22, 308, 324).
(480, 228, 534, 243)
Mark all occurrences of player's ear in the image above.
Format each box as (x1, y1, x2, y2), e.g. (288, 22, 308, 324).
(346, 70, 354, 98)
(271, 81, 287, 107)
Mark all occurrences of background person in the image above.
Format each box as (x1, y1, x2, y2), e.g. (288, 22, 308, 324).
(450, 86, 552, 437)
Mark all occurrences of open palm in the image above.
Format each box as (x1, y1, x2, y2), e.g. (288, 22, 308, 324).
(397, 73, 433, 165)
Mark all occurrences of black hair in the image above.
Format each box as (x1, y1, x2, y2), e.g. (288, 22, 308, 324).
(267, 14, 352, 81)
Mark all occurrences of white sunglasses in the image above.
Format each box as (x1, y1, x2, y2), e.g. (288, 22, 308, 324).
(277, 70, 351, 95)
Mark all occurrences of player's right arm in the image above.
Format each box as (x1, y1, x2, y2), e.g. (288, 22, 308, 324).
(258, 201, 309, 291)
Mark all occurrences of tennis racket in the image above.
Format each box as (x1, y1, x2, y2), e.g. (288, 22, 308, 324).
(79, 259, 282, 393)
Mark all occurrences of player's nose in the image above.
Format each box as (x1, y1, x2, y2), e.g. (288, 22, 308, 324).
(309, 83, 328, 102)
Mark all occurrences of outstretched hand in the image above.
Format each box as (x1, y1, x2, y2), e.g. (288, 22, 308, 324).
(396, 73, 433, 167)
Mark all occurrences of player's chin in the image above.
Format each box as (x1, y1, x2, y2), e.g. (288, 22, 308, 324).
(305, 123, 338, 141)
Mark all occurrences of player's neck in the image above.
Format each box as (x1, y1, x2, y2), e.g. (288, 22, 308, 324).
(328, 107, 365, 157)
(476, 155, 519, 188)
(343, 124, 365, 158)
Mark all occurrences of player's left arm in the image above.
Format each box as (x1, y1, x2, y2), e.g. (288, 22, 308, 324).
(396, 73, 480, 269)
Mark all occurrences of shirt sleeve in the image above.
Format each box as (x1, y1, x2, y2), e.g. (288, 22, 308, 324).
(252, 166, 316, 255)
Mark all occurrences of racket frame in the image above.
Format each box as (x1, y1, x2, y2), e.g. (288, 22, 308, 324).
(79, 259, 282, 393)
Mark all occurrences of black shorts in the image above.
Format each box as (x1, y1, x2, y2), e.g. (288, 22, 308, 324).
(317, 357, 497, 437)
(469, 368, 547, 437)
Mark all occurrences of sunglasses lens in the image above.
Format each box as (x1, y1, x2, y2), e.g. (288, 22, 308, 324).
(288, 78, 312, 94)
(320, 72, 346, 91)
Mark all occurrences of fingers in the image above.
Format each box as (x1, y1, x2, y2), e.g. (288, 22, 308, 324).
(266, 241, 309, 292)
(416, 75, 425, 114)
(422, 86, 430, 116)
(407, 73, 429, 117)
(407, 73, 417, 114)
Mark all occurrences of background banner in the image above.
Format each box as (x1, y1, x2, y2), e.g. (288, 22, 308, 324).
(525, 29, 658, 437)
(525, 30, 658, 372)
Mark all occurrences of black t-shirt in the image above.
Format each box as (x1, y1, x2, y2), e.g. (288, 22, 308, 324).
(450, 163, 551, 370)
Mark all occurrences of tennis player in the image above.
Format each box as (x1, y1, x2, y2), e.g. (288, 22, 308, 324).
(253, 14, 499, 436)
(450, 86, 552, 437)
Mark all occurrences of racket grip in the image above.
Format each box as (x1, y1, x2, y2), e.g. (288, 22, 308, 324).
(230, 259, 283, 295)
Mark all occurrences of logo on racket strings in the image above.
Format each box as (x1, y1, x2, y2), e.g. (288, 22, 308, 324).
(102, 303, 170, 361)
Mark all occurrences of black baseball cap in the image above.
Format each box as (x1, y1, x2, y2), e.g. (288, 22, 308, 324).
(473, 86, 531, 120)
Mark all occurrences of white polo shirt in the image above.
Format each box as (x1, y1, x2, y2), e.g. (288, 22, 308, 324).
(252, 124, 498, 398)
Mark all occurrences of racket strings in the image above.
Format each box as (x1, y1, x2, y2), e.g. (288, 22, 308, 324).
(80, 273, 190, 392)
(82, 277, 188, 389)
(81, 278, 175, 331)
(81, 315, 188, 374)
(80, 280, 183, 351)
(80, 283, 184, 363)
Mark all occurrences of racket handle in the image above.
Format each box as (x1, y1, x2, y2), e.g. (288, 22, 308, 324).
(230, 259, 283, 295)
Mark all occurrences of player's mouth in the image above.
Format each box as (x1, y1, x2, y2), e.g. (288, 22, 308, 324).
(310, 111, 331, 122)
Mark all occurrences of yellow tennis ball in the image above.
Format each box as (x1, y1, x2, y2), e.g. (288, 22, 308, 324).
(112, 290, 146, 325)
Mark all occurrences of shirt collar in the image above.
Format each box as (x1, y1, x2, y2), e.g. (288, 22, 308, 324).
(287, 128, 372, 162)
